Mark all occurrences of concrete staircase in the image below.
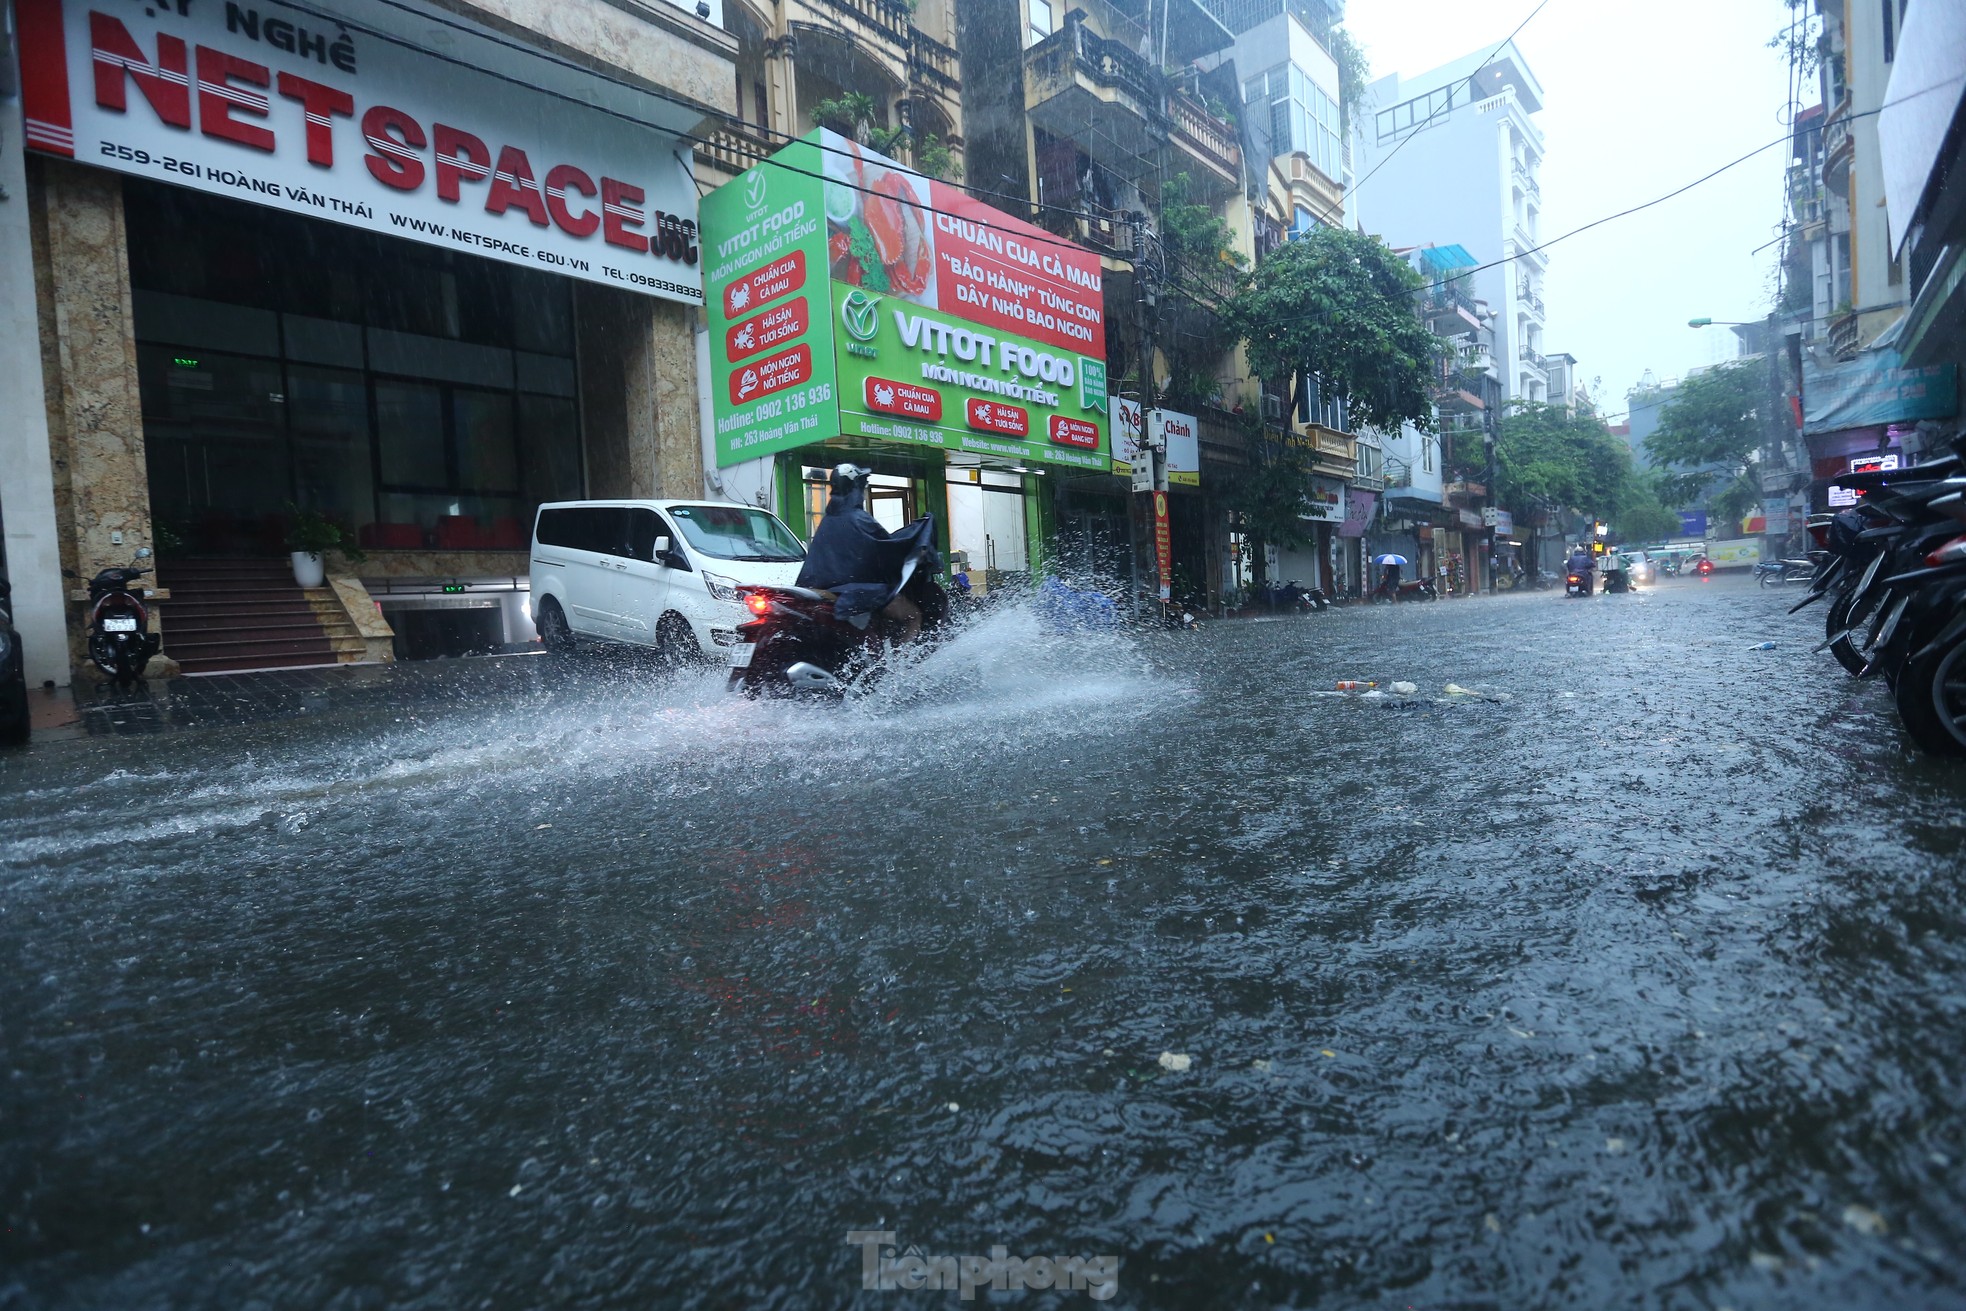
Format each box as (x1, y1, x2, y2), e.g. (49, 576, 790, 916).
(156, 559, 369, 674)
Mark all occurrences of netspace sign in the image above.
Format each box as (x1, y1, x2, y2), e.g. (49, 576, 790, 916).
(17, 0, 703, 303)
(702, 131, 1109, 471)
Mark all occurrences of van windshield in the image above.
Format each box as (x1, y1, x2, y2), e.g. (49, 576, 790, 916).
(667, 505, 806, 562)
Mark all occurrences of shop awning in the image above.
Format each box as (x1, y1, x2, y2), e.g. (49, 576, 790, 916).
(1420, 244, 1477, 273)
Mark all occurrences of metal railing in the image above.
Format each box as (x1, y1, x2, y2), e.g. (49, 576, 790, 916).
(696, 122, 777, 177)
(1511, 158, 1540, 198)
(819, 0, 913, 42)
(1168, 89, 1241, 179)
(908, 28, 961, 88)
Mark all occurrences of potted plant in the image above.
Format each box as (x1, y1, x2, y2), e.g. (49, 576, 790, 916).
(284, 506, 362, 588)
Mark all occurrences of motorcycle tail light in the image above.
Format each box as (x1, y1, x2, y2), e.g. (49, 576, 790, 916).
(1809, 523, 1830, 548)
(1926, 535, 1966, 568)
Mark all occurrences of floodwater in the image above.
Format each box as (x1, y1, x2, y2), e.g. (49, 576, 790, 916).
(2, 577, 1963, 1309)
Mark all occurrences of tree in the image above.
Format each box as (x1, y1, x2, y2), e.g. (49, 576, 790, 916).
(1495, 402, 1627, 513)
(1644, 360, 1765, 527)
(1153, 173, 1244, 411)
(1225, 226, 1439, 434)
(1219, 227, 1437, 584)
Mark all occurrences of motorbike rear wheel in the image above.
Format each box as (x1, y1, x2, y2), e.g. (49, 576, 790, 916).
(1895, 636, 1966, 756)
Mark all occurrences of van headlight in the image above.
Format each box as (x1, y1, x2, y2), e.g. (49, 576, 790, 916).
(701, 571, 742, 603)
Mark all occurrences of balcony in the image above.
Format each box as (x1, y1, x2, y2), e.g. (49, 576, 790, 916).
(817, 0, 914, 44)
(1828, 308, 1860, 360)
(1517, 281, 1545, 318)
(1025, 12, 1237, 193)
(1167, 89, 1242, 194)
(1511, 158, 1540, 199)
(908, 27, 961, 93)
(1026, 13, 1169, 172)
(1425, 286, 1482, 333)
(1823, 104, 1853, 197)
(1307, 422, 1355, 477)
(696, 122, 776, 180)
(1507, 238, 1548, 268)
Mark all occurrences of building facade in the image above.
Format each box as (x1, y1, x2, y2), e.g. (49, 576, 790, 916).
(1351, 41, 1549, 407)
(0, 0, 735, 681)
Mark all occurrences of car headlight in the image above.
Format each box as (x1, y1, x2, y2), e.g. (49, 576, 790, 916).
(701, 571, 742, 603)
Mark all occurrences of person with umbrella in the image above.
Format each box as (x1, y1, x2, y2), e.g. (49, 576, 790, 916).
(1371, 553, 1408, 603)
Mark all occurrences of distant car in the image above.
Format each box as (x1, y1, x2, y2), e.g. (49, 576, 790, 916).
(0, 577, 28, 747)
(1621, 551, 1657, 585)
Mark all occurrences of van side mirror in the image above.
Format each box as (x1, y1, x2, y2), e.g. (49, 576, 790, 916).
(653, 536, 671, 559)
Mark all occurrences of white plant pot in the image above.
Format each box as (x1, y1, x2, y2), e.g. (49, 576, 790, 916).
(291, 551, 326, 588)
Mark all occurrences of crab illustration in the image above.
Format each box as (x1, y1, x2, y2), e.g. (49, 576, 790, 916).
(729, 282, 751, 311)
(873, 383, 895, 407)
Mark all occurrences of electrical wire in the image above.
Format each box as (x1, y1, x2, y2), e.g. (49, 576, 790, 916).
(269, 0, 1145, 266)
(1320, 0, 1552, 228)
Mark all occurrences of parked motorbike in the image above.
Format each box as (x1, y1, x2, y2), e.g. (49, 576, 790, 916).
(1792, 437, 1966, 753)
(87, 549, 161, 683)
(1754, 557, 1817, 587)
(1254, 580, 1327, 612)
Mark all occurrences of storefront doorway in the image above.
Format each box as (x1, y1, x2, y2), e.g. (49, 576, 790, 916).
(126, 181, 585, 557)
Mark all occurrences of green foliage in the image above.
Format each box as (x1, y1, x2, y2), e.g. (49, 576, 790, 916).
(1330, 27, 1373, 132)
(284, 504, 365, 562)
(1150, 173, 1243, 410)
(811, 93, 905, 155)
(1220, 421, 1320, 583)
(1494, 401, 1669, 541)
(1643, 360, 1765, 509)
(913, 133, 962, 181)
(1225, 225, 1438, 434)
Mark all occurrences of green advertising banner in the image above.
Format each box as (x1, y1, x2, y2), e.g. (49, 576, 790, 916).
(702, 131, 1110, 472)
(700, 137, 840, 467)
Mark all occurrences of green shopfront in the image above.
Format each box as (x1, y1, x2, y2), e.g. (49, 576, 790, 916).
(701, 131, 1111, 592)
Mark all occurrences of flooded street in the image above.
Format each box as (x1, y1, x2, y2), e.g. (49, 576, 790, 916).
(4, 577, 1963, 1309)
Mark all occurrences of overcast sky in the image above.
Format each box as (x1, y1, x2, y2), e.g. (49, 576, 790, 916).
(1342, 0, 1798, 419)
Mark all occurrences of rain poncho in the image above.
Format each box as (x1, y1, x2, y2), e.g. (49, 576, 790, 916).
(794, 477, 940, 620)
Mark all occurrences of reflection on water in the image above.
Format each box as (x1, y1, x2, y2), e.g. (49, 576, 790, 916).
(1, 584, 1963, 1309)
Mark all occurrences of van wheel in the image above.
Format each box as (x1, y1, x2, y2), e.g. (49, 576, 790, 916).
(537, 597, 575, 655)
(656, 614, 700, 668)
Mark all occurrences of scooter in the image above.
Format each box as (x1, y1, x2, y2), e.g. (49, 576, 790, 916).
(728, 548, 949, 697)
(1564, 569, 1594, 597)
(87, 548, 161, 683)
(1754, 557, 1816, 587)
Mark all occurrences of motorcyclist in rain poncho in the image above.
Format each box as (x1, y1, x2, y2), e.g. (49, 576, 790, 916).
(794, 463, 941, 641)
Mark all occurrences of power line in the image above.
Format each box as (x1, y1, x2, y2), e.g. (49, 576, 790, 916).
(1322, 0, 1553, 228)
(267, 0, 1146, 266)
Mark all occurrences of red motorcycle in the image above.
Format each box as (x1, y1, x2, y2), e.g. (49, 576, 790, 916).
(1693, 557, 1715, 579)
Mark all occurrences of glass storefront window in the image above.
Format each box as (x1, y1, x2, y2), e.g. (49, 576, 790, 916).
(124, 179, 582, 555)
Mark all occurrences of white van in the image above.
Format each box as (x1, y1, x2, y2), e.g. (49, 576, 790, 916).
(529, 500, 806, 659)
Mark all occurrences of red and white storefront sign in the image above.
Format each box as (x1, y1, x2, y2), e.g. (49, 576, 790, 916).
(725, 297, 809, 362)
(15, 0, 703, 302)
(1047, 416, 1100, 449)
(965, 399, 1029, 437)
(729, 344, 812, 405)
(863, 378, 943, 422)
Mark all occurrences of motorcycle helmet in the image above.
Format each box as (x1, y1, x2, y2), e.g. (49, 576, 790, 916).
(829, 463, 872, 494)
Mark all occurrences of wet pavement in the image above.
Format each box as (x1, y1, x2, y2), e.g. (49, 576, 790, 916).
(2, 575, 1963, 1309)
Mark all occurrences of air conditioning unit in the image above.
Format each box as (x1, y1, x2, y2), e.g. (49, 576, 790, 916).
(1261, 394, 1284, 421)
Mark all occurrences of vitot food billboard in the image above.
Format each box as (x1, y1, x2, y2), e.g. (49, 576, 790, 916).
(16, 0, 702, 303)
(703, 131, 1110, 471)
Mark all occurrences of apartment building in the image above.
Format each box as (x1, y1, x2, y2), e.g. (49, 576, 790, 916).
(1350, 41, 1551, 406)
